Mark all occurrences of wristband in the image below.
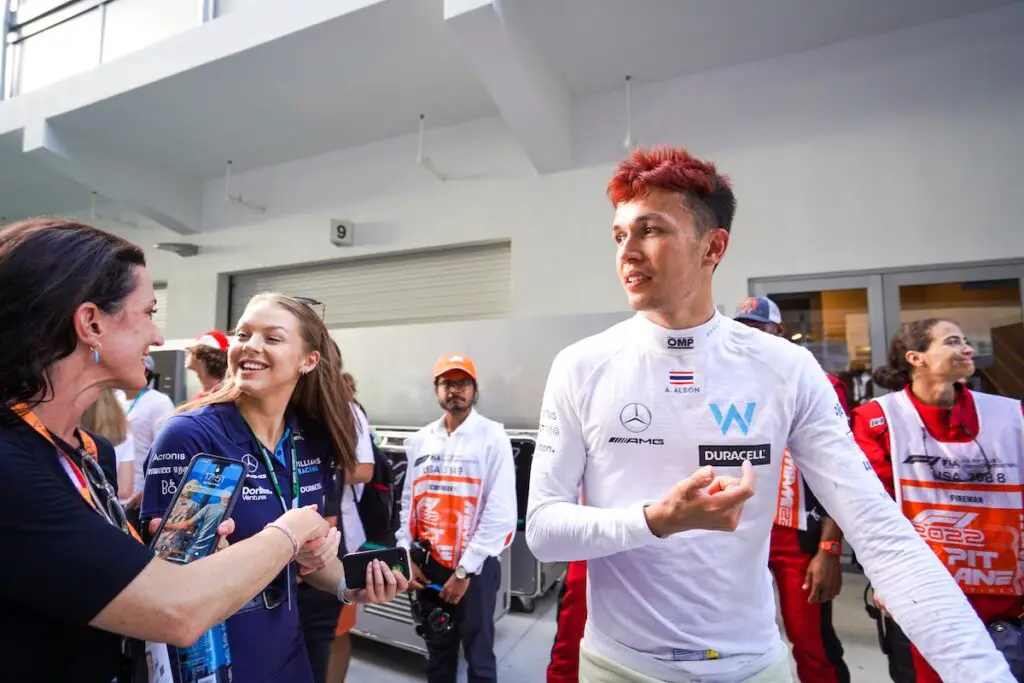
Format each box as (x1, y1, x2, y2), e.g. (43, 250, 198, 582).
(818, 540, 842, 556)
(336, 577, 354, 605)
(265, 521, 300, 559)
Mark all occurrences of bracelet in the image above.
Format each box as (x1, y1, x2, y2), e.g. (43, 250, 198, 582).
(265, 521, 300, 560)
(336, 577, 354, 605)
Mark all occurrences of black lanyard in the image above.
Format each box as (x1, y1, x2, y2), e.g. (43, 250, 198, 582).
(242, 418, 299, 514)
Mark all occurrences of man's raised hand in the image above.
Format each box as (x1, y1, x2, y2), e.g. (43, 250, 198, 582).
(643, 460, 756, 537)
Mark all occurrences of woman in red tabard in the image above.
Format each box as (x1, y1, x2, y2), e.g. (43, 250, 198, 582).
(851, 318, 1024, 683)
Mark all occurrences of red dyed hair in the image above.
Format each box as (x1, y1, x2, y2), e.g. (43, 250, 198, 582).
(607, 146, 736, 233)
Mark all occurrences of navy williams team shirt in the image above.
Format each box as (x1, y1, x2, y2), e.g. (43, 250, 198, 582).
(141, 402, 339, 683)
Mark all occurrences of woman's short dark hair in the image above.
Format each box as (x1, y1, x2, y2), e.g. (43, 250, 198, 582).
(872, 318, 951, 391)
(0, 218, 146, 409)
(191, 345, 228, 381)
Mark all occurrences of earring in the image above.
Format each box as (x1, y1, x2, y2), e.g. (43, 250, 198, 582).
(91, 344, 102, 364)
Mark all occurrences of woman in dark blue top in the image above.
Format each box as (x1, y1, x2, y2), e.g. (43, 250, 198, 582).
(142, 292, 409, 683)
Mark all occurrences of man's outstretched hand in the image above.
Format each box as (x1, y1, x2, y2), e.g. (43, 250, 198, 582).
(643, 460, 756, 538)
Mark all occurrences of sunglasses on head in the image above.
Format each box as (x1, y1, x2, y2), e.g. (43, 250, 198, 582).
(292, 296, 326, 320)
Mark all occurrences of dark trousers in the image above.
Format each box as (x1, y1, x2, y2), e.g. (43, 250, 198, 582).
(298, 582, 342, 683)
(425, 556, 501, 683)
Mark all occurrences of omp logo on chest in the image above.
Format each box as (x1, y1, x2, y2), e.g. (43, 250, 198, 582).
(666, 336, 694, 349)
(699, 444, 771, 466)
(709, 402, 757, 436)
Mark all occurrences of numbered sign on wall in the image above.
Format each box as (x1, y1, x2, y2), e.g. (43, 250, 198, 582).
(330, 219, 355, 247)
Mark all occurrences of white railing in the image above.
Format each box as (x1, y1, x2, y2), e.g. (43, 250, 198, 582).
(0, 0, 251, 100)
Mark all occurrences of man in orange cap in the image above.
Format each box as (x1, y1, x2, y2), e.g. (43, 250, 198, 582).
(396, 353, 517, 683)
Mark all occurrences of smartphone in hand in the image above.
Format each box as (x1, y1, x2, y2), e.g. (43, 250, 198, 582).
(149, 454, 246, 565)
(342, 547, 412, 591)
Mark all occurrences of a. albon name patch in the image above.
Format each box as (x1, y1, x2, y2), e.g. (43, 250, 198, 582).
(698, 444, 771, 466)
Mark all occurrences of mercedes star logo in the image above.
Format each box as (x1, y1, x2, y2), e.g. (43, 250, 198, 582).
(619, 403, 652, 433)
(241, 454, 259, 473)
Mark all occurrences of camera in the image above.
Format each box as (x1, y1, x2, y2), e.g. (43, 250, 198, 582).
(408, 540, 456, 644)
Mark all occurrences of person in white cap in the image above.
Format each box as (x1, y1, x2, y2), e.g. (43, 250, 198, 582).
(186, 329, 229, 400)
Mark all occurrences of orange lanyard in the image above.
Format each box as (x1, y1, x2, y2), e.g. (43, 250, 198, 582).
(13, 404, 142, 543)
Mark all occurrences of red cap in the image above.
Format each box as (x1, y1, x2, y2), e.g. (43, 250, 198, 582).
(190, 330, 229, 352)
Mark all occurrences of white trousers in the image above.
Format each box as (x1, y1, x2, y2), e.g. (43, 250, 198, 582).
(578, 646, 795, 683)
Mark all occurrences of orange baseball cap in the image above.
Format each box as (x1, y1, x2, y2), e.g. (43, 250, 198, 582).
(433, 354, 477, 381)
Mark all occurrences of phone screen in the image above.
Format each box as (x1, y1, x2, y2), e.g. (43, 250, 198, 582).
(151, 456, 245, 565)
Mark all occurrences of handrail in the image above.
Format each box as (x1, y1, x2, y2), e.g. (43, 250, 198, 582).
(8, 0, 108, 44)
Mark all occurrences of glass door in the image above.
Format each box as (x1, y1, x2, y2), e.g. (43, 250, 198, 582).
(882, 263, 1024, 400)
(751, 274, 886, 409)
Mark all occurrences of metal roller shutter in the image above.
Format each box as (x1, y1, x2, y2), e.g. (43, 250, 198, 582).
(228, 241, 511, 329)
(153, 282, 169, 333)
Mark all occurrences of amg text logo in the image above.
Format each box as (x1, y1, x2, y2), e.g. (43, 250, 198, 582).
(698, 444, 771, 466)
(608, 437, 665, 446)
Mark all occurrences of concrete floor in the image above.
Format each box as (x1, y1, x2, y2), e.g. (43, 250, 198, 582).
(345, 571, 891, 682)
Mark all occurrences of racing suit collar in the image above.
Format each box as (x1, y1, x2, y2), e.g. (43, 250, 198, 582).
(631, 307, 725, 354)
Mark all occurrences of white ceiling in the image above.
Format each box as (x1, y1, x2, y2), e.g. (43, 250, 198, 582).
(518, 0, 1020, 97)
(51, 0, 498, 177)
(0, 132, 94, 220)
(0, 0, 1018, 224)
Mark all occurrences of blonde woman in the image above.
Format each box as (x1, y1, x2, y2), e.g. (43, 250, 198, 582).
(81, 388, 136, 503)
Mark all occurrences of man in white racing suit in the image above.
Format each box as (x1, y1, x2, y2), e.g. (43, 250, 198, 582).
(525, 145, 1014, 683)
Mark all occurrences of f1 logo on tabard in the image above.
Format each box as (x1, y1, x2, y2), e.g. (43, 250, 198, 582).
(710, 402, 757, 436)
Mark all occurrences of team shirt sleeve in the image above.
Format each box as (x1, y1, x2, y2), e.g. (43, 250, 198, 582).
(850, 402, 897, 499)
(525, 351, 662, 562)
(788, 353, 1014, 682)
(352, 406, 375, 467)
(459, 426, 517, 575)
(140, 416, 211, 521)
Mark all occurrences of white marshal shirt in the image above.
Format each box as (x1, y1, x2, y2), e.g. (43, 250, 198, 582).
(526, 310, 1013, 683)
(396, 410, 517, 575)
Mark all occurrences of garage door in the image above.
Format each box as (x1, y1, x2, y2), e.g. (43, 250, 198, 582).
(228, 242, 511, 329)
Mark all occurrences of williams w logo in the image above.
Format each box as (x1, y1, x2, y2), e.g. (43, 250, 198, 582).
(710, 403, 757, 436)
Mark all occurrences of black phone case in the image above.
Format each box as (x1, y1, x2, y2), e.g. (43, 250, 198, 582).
(342, 547, 412, 590)
(147, 453, 247, 561)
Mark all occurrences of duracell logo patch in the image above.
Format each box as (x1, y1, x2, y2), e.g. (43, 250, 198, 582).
(698, 444, 771, 466)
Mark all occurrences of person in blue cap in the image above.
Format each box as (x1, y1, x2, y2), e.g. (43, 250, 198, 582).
(734, 296, 852, 683)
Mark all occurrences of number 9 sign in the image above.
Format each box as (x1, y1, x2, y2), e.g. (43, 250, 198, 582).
(329, 219, 354, 247)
